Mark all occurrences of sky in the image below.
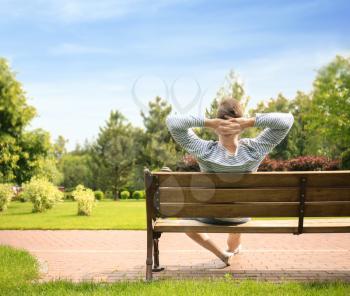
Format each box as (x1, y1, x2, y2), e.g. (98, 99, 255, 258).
(1, 0, 349, 150)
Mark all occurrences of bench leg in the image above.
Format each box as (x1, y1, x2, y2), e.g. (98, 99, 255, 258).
(153, 232, 164, 272)
(146, 228, 153, 281)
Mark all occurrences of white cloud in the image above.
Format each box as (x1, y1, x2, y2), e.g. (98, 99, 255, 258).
(0, 0, 191, 23)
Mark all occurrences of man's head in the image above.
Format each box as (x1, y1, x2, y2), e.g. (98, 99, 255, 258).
(217, 97, 243, 120)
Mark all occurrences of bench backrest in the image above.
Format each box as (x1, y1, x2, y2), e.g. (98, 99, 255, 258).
(144, 170, 350, 220)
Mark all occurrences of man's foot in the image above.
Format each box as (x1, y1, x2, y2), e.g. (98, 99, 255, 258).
(220, 251, 234, 266)
(226, 244, 242, 255)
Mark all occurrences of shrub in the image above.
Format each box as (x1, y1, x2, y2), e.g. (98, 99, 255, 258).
(120, 190, 130, 199)
(94, 190, 104, 201)
(17, 192, 28, 203)
(0, 183, 13, 211)
(258, 156, 340, 172)
(72, 185, 95, 216)
(140, 190, 146, 199)
(64, 191, 74, 200)
(21, 178, 63, 213)
(341, 148, 350, 169)
(105, 191, 114, 199)
(288, 156, 339, 171)
(258, 157, 288, 171)
(132, 190, 142, 200)
(176, 154, 200, 172)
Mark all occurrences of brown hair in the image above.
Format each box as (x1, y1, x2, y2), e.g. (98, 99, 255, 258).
(217, 97, 243, 119)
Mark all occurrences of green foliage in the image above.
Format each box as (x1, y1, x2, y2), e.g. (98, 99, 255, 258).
(120, 190, 130, 199)
(0, 58, 60, 185)
(53, 135, 68, 160)
(91, 111, 137, 195)
(131, 190, 143, 200)
(0, 134, 21, 182)
(341, 148, 350, 169)
(59, 153, 93, 189)
(0, 58, 36, 137)
(0, 246, 39, 288)
(307, 55, 350, 158)
(104, 190, 114, 199)
(21, 177, 63, 212)
(140, 97, 179, 170)
(16, 129, 54, 184)
(94, 190, 104, 200)
(17, 192, 28, 202)
(72, 185, 95, 216)
(140, 190, 146, 199)
(33, 157, 63, 185)
(0, 183, 13, 211)
(64, 191, 74, 200)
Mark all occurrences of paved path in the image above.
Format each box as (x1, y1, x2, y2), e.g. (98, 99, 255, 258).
(1, 231, 350, 282)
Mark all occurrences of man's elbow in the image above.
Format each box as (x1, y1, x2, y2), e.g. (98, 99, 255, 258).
(165, 115, 175, 131)
(285, 113, 294, 129)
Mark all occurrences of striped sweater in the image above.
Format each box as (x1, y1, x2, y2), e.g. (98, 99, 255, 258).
(166, 113, 294, 173)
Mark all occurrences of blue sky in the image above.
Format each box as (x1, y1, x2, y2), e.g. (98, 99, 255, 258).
(1, 0, 349, 150)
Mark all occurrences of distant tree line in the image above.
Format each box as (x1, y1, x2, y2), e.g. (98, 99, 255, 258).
(1, 55, 349, 197)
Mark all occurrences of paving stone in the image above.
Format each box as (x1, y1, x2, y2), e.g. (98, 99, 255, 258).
(0, 231, 349, 282)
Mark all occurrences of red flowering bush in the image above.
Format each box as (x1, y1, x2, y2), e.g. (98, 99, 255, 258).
(258, 156, 340, 172)
(257, 157, 288, 171)
(288, 156, 340, 171)
(176, 154, 200, 172)
(176, 154, 340, 172)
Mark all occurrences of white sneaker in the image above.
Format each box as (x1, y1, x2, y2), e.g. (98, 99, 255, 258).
(226, 244, 242, 255)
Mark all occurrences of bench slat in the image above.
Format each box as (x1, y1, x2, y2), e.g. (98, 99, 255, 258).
(156, 171, 350, 188)
(159, 187, 350, 203)
(159, 202, 350, 218)
(154, 218, 350, 233)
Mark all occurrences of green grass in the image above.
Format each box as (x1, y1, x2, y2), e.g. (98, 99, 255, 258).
(1, 245, 349, 296)
(0, 200, 146, 230)
(0, 245, 38, 287)
(0, 200, 345, 230)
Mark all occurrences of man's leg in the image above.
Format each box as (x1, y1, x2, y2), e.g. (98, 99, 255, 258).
(227, 233, 241, 252)
(186, 232, 232, 264)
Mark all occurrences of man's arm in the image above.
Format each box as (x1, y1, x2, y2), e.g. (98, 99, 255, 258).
(245, 113, 294, 156)
(166, 115, 212, 157)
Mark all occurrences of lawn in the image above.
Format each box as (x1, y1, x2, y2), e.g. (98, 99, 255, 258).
(0, 200, 146, 230)
(1, 245, 349, 296)
(0, 200, 341, 230)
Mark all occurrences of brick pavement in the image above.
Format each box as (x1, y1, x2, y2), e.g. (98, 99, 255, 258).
(0, 230, 349, 282)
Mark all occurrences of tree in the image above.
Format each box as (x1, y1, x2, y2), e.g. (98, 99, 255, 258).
(216, 70, 250, 112)
(0, 58, 36, 137)
(53, 136, 68, 160)
(33, 157, 63, 185)
(0, 58, 61, 184)
(91, 110, 136, 196)
(59, 154, 93, 189)
(140, 96, 179, 170)
(289, 91, 318, 156)
(15, 129, 53, 184)
(0, 134, 21, 182)
(307, 55, 350, 158)
(0, 58, 36, 183)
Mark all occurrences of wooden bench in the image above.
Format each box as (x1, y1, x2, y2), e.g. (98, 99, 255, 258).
(144, 169, 350, 280)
